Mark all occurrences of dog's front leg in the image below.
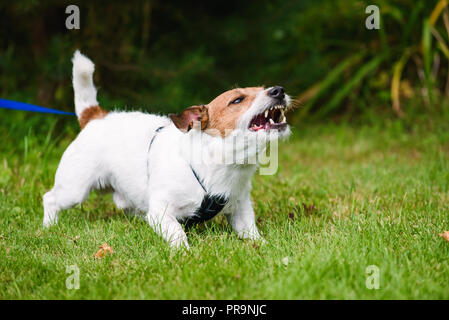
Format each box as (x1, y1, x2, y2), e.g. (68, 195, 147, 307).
(226, 192, 263, 241)
(146, 201, 189, 249)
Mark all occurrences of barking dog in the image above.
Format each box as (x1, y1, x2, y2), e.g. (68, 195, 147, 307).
(42, 51, 291, 248)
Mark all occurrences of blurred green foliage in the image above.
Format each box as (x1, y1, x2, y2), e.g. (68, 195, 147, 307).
(0, 0, 447, 123)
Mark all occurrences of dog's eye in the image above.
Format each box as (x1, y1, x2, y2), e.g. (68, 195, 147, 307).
(230, 96, 245, 105)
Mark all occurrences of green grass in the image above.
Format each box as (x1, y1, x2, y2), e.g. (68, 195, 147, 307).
(1, 108, 449, 299)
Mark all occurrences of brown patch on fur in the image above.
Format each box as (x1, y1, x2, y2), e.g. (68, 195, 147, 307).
(206, 87, 263, 136)
(169, 87, 264, 136)
(169, 105, 209, 132)
(79, 106, 108, 129)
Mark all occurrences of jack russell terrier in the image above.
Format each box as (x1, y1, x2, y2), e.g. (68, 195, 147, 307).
(43, 51, 291, 248)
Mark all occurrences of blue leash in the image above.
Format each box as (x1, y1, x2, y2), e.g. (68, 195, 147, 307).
(0, 98, 76, 116)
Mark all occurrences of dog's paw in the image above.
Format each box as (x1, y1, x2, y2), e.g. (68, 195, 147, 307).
(169, 235, 190, 250)
(237, 228, 264, 242)
(42, 218, 56, 229)
(248, 235, 267, 245)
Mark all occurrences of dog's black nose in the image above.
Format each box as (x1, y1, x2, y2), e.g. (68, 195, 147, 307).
(268, 86, 285, 100)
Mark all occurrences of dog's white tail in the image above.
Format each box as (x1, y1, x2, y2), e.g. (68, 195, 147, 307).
(72, 50, 99, 118)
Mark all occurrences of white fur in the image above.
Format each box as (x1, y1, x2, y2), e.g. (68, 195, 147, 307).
(43, 51, 290, 249)
(72, 50, 98, 117)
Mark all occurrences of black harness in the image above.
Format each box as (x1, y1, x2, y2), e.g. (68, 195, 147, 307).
(148, 126, 229, 228)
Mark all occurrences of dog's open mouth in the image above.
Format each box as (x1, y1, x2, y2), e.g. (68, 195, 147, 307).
(248, 105, 287, 132)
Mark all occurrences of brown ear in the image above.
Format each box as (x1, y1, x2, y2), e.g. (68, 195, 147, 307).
(169, 105, 209, 132)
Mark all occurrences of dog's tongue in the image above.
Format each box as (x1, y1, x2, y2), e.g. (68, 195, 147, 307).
(253, 122, 284, 131)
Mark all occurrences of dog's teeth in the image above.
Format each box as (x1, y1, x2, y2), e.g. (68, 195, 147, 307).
(282, 116, 287, 123)
(280, 108, 284, 115)
(265, 110, 268, 118)
(269, 118, 275, 124)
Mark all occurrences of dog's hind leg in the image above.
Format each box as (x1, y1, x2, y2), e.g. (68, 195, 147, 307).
(43, 190, 60, 227)
(43, 183, 91, 228)
(43, 161, 94, 228)
(113, 192, 144, 219)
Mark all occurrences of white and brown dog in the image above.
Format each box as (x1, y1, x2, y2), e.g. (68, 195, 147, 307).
(43, 51, 291, 248)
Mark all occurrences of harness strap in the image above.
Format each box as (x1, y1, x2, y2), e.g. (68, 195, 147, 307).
(183, 194, 229, 229)
(146, 125, 229, 228)
(184, 165, 229, 229)
(149, 126, 165, 150)
(147, 126, 165, 181)
(190, 164, 207, 193)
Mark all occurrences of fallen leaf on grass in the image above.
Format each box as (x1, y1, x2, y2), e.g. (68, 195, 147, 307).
(439, 231, 449, 242)
(94, 243, 114, 258)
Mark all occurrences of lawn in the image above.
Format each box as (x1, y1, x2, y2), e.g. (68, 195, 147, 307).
(0, 108, 448, 299)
